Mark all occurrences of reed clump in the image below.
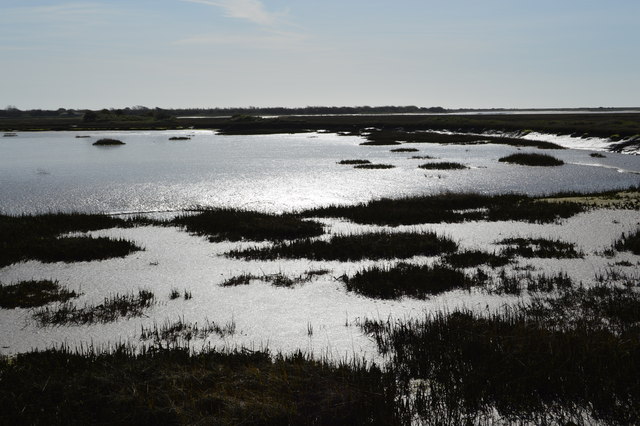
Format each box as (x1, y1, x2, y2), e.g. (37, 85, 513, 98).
(354, 164, 395, 169)
(93, 138, 125, 145)
(337, 159, 371, 165)
(418, 162, 468, 170)
(498, 237, 583, 258)
(614, 228, 640, 255)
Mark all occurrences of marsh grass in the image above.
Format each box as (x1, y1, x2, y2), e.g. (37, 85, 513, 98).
(411, 155, 436, 159)
(418, 162, 468, 170)
(490, 270, 574, 294)
(228, 232, 457, 261)
(221, 270, 330, 288)
(443, 249, 511, 268)
(390, 148, 419, 152)
(614, 228, 640, 255)
(0, 345, 398, 425)
(92, 138, 125, 146)
(140, 317, 236, 345)
(337, 159, 371, 165)
(342, 263, 470, 299)
(0, 213, 144, 266)
(499, 153, 565, 166)
(169, 136, 191, 140)
(171, 208, 324, 242)
(0, 280, 79, 309)
(498, 237, 583, 258)
(353, 164, 395, 169)
(33, 289, 155, 326)
(590, 152, 606, 158)
(362, 284, 640, 424)
(302, 193, 585, 225)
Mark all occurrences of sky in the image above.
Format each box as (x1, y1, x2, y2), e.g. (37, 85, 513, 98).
(1, 0, 639, 110)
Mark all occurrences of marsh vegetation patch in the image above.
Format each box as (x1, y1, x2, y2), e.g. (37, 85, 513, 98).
(418, 162, 468, 170)
(614, 228, 640, 255)
(227, 232, 458, 261)
(92, 138, 125, 146)
(171, 209, 324, 242)
(353, 164, 396, 169)
(0, 280, 79, 309)
(498, 153, 565, 166)
(337, 159, 371, 165)
(498, 237, 583, 259)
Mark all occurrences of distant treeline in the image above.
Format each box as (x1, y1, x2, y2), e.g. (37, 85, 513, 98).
(3, 105, 638, 120)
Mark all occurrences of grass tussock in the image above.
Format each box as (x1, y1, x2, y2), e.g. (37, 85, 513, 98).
(342, 263, 470, 299)
(590, 152, 607, 158)
(418, 162, 468, 170)
(33, 289, 155, 326)
(614, 228, 640, 255)
(411, 155, 436, 159)
(228, 232, 457, 261)
(169, 136, 191, 140)
(0, 280, 79, 309)
(0, 346, 398, 425)
(171, 209, 324, 242)
(140, 317, 236, 345)
(302, 193, 585, 226)
(353, 164, 395, 169)
(221, 270, 330, 288)
(337, 159, 371, 165)
(92, 138, 125, 146)
(361, 285, 640, 424)
(499, 237, 583, 259)
(489, 270, 574, 294)
(0, 213, 143, 267)
(499, 153, 565, 166)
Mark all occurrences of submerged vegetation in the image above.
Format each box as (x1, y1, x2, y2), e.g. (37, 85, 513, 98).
(228, 232, 457, 261)
(0, 280, 79, 309)
(499, 152, 565, 166)
(171, 209, 323, 242)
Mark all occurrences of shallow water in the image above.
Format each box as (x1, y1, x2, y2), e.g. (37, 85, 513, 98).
(0, 130, 638, 215)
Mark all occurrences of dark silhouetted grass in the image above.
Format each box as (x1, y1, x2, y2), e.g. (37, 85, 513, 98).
(33, 290, 155, 326)
(0, 213, 144, 266)
(614, 228, 640, 255)
(342, 263, 470, 299)
(140, 317, 236, 345)
(337, 159, 371, 165)
(411, 155, 436, 159)
(443, 249, 511, 268)
(228, 232, 457, 261)
(354, 164, 395, 169)
(0, 345, 399, 425)
(171, 209, 324, 242)
(499, 153, 564, 166)
(362, 285, 640, 424)
(302, 193, 585, 226)
(93, 138, 125, 145)
(221, 270, 330, 288)
(490, 270, 574, 294)
(418, 162, 468, 170)
(499, 237, 583, 258)
(390, 148, 419, 152)
(169, 136, 190, 140)
(0, 280, 79, 309)
(590, 152, 606, 158)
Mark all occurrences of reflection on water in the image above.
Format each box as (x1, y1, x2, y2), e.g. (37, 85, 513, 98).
(0, 130, 638, 215)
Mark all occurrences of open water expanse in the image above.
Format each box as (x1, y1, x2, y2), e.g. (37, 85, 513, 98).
(1, 130, 638, 215)
(1, 130, 639, 360)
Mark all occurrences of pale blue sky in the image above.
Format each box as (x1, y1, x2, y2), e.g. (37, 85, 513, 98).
(1, 0, 639, 109)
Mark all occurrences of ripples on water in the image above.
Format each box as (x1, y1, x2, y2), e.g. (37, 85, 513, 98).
(0, 130, 638, 215)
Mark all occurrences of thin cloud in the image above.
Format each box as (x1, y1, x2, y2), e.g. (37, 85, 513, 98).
(181, 0, 286, 26)
(173, 29, 306, 50)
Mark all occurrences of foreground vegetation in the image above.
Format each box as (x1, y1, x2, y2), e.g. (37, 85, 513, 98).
(0, 346, 398, 425)
(0, 280, 78, 309)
